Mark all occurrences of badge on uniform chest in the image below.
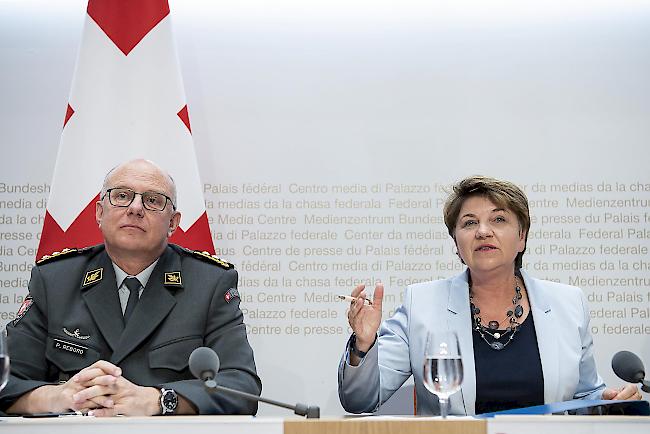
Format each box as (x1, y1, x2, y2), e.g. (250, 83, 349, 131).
(63, 327, 90, 340)
(53, 338, 88, 356)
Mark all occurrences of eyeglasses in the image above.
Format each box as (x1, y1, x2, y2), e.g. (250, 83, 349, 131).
(103, 188, 175, 211)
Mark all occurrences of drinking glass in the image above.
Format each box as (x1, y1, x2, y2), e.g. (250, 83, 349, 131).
(0, 330, 8, 392)
(423, 331, 463, 418)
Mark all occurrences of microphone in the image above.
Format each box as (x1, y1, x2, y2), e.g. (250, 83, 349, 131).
(612, 350, 650, 393)
(189, 347, 320, 418)
(189, 346, 221, 382)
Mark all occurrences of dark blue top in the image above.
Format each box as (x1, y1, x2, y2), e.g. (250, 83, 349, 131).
(473, 313, 545, 414)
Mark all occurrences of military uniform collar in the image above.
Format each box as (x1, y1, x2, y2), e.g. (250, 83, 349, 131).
(113, 259, 159, 289)
(78, 245, 184, 354)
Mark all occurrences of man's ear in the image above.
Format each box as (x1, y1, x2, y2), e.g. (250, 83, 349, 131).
(95, 200, 104, 227)
(167, 211, 181, 237)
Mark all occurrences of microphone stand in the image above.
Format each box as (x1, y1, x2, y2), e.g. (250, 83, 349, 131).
(204, 379, 320, 418)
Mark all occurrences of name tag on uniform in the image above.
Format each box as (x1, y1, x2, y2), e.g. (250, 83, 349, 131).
(53, 338, 88, 357)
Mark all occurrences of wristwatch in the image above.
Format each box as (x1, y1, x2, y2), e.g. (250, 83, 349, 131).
(350, 334, 374, 358)
(160, 388, 178, 415)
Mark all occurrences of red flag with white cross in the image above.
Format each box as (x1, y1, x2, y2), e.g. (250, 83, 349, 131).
(36, 0, 214, 260)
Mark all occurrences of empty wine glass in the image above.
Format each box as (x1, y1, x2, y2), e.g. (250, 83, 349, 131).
(423, 331, 463, 418)
(0, 330, 8, 392)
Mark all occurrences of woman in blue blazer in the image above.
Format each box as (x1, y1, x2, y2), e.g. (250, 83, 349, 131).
(338, 176, 641, 415)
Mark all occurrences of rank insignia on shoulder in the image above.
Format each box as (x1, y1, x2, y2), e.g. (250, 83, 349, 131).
(225, 287, 240, 303)
(82, 268, 103, 286)
(192, 250, 234, 270)
(37, 248, 82, 265)
(13, 295, 34, 326)
(164, 271, 182, 286)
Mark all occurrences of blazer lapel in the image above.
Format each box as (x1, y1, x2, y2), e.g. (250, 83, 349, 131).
(520, 270, 558, 403)
(110, 247, 179, 364)
(81, 250, 124, 351)
(446, 270, 475, 415)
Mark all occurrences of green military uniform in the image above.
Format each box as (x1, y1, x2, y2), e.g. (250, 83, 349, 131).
(0, 244, 261, 414)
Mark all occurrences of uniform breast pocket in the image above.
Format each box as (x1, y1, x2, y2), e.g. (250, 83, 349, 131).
(45, 336, 101, 373)
(149, 335, 203, 372)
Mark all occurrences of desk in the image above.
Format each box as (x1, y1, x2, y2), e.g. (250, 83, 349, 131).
(0, 416, 282, 434)
(0, 415, 647, 434)
(284, 418, 485, 434)
(488, 415, 650, 434)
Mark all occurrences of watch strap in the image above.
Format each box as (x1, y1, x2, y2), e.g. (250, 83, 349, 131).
(350, 334, 375, 358)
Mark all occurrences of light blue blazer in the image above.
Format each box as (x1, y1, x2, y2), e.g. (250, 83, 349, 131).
(338, 269, 606, 415)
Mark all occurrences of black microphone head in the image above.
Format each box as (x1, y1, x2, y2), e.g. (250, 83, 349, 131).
(189, 347, 220, 381)
(612, 350, 645, 383)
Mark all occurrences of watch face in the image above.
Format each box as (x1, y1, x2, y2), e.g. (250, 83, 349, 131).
(162, 389, 178, 413)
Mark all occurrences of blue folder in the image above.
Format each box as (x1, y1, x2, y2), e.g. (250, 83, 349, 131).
(477, 399, 650, 417)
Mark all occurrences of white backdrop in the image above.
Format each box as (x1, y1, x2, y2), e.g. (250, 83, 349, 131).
(1, 0, 649, 415)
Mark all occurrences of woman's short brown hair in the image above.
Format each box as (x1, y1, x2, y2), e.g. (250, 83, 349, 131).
(443, 175, 531, 270)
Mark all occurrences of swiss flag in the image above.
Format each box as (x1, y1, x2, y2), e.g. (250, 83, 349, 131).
(36, 0, 214, 261)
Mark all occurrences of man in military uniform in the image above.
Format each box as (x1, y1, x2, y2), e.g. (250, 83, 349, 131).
(0, 159, 261, 416)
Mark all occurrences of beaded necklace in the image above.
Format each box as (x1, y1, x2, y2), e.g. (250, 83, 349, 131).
(469, 275, 525, 351)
